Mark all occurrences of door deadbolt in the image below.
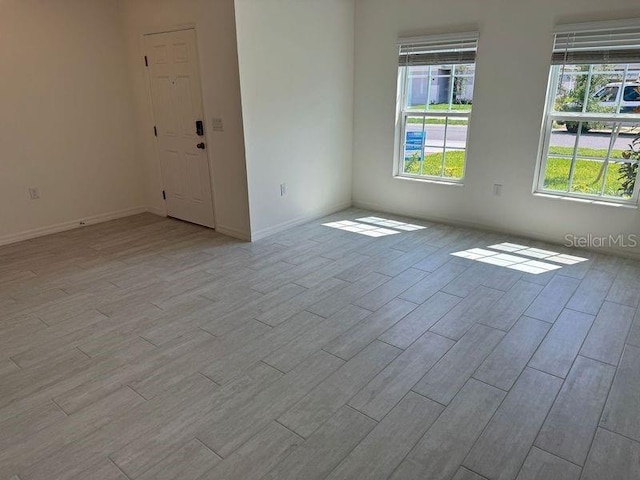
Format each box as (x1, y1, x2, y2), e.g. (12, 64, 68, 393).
(197, 143, 206, 150)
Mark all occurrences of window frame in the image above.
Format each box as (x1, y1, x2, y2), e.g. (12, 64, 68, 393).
(534, 22, 640, 205)
(394, 34, 478, 184)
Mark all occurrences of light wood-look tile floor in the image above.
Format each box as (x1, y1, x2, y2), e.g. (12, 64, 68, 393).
(1, 209, 639, 480)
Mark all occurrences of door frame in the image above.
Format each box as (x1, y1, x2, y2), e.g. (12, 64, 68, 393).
(140, 24, 217, 227)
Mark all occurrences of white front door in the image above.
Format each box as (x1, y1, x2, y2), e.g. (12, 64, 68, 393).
(144, 29, 215, 228)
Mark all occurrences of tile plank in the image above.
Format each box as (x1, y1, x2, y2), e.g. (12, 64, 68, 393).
(524, 276, 580, 323)
(390, 380, 506, 480)
(581, 428, 640, 480)
(515, 447, 581, 480)
(535, 356, 615, 466)
(137, 439, 221, 480)
(579, 301, 635, 366)
(326, 392, 444, 480)
(262, 406, 375, 480)
(354, 268, 427, 311)
(279, 340, 400, 437)
(430, 286, 504, 340)
(477, 280, 543, 331)
(464, 368, 563, 480)
(413, 324, 505, 405)
(600, 344, 640, 442)
(474, 316, 550, 391)
(323, 299, 417, 360)
(349, 332, 454, 420)
(378, 292, 461, 349)
(399, 263, 468, 304)
(528, 309, 595, 378)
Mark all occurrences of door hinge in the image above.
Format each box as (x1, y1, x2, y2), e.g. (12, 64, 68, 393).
(153, 126, 158, 137)
(162, 190, 166, 200)
(144, 55, 149, 67)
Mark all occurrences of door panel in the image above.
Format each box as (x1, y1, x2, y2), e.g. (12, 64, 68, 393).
(144, 29, 215, 228)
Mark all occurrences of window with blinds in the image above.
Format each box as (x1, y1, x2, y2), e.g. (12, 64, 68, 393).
(536, 20, 640, 203)
(395, 33, 479, 181)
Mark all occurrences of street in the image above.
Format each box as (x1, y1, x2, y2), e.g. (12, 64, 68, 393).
(406, 123, 635, 153)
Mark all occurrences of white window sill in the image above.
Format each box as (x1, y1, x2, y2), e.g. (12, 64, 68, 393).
(393, 174, 464, 187)
(533, 192, 638, 209)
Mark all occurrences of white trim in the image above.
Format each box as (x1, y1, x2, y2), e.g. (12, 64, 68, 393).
(0, 207, 149, 247)
(398, 32, 479, 47)
(532, 192, 638, 209)
(215, 224, 251, 242)
(139, 23, 197, 36)
(250, 202, 352, 242)
(393, 175, 464, 187)
(147, 206, 167, 217)
(555, 18, 640, 35)
(352, 200, 640, 261)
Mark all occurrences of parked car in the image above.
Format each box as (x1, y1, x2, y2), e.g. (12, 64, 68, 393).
(562, 81, 640, 133)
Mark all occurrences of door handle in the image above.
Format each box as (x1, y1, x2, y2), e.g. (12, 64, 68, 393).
(197, 143, 206, 150)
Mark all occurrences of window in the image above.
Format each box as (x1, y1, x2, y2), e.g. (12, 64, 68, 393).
(536, 21, 640, 203)
(395, 33, 479, 182)
(624, 85, 640, 102)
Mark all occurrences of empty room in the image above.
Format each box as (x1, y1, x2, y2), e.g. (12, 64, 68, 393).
(2, 0, 640, 479)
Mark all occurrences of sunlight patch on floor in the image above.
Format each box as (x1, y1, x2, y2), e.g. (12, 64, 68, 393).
(322, 217, 427, 238)
(451, 242, 588, 274)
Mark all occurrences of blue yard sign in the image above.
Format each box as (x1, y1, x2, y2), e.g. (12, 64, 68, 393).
(405, 131, 425, 159)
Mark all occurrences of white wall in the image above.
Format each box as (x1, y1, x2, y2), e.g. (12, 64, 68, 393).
(234, 0, 355, 239)
(121, 0, 252, 239)
(353, 0, 640, 257)
(0, 0, 144, 244)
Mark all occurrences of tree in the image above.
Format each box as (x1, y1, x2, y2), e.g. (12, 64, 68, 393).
(453, 65, 470, 104)
(557, 65, 614, 132)
(619, 133, 640, 197)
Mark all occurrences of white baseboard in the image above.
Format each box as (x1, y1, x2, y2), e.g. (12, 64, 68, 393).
(250, 201, 353, 242)
(0, 206, 149, 247)
(352, 199, 640, 261)
(0, 202, 349, 247)
(215, 224, 251, 241)
(146, 205, 167, 217)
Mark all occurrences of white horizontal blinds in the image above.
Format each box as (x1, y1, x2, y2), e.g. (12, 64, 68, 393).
(552, 21, 640, 65)
(398, 33, 478, 67)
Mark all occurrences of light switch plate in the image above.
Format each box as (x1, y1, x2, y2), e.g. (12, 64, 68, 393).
(211, 118, 224, 132)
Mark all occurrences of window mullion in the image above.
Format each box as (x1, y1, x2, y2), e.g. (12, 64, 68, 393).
(598, 122, 622, 196)
(582, 65, 593, 113)
(567, 122, 583, 192)
(425, 65, 433, 111)
(615, 64, 629, 114)
(448, 65, 456, 110)
(419, 116, 427, 176)
(399, 68, 409, 174)
(538, 118, 554, 191)
(441, 117, 449, 177)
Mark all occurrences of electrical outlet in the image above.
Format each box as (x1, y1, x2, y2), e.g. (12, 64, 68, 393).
(280, 183, 287, 197)
(28, 187, 40, 200)
(493, 184, 503, 196)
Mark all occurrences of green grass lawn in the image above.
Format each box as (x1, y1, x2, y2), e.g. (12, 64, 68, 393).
(404, 151, 466, 178)
(407, 103, 470, 125)
(404, 146, 632, 197)
(407, 103, 471, 111)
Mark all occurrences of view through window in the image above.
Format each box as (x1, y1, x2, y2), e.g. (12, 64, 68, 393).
(537, 23, 640, 203)
(397, 33, 478, 181)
